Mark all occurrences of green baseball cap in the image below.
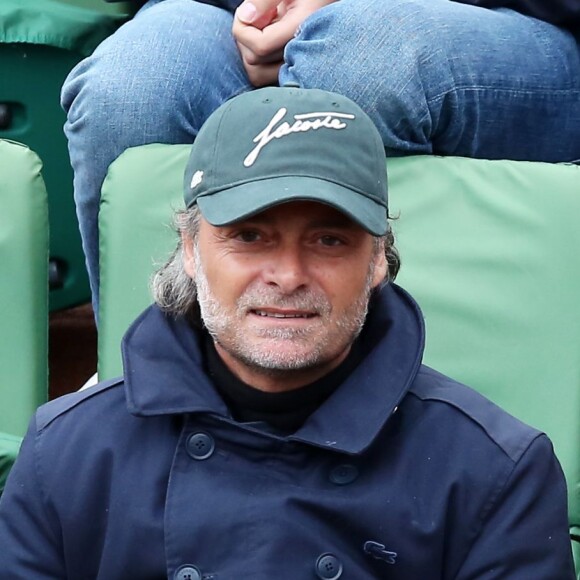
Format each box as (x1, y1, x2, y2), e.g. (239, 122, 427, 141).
(184, 86, 389, 235)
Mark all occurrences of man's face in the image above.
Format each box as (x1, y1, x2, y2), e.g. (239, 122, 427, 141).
(183, 201, 387, 392)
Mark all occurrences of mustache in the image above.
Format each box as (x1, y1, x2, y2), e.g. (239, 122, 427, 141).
(236, 286, 332, 315)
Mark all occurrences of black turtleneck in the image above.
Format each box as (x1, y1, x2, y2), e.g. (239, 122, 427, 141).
(203, 333, 365, 435)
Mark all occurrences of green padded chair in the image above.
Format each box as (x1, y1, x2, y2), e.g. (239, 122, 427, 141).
(0, 0, 129, 310)
(0, 140, 49, 488)
(98, 144, 580, 572)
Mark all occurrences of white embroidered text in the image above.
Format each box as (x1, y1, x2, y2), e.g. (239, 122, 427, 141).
(244, 108, 355, 167)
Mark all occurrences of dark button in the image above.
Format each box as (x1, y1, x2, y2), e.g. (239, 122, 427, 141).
(186, 432, 215, 460)
(329, 464, 359, 485)
(174, 564, 202, 580)
(315, 553, 343, 579)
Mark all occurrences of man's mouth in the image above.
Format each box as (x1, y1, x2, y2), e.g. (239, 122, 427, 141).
(252, 309, 317, 319)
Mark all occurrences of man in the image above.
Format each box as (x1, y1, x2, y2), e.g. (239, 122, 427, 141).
(1, 87, 574, 578)
(64, 0, 580, 315)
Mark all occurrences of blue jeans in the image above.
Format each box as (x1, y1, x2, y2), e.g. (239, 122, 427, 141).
(61, 0, 580, 317)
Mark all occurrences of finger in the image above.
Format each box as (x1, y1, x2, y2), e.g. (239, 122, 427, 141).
(243, 61, 283, 88)
(234, 12, 301, 56)
(237, 41, 284, 66)
(236, 0, 279, 29)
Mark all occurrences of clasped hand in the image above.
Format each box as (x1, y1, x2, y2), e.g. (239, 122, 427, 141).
(233, 0, 337, 87)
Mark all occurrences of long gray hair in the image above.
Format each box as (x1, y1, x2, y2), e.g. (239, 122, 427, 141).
(151, 205, 401, 318)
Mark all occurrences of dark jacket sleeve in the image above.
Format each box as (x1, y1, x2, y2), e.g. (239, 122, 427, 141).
(455, 435, 575, 579)
(0, 418, 66, 578)
(452, 0, 580, 29)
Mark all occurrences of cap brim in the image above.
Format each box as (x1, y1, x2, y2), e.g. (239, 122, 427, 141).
(196, 176, 388, 236)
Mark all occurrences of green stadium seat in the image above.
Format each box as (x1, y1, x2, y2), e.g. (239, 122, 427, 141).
(0, 0, 128, 310)
(0, 139, 49, 439)
(98, 144, 580, 571)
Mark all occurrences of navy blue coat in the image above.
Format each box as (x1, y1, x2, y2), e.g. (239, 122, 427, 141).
(0, 285, 574, 579)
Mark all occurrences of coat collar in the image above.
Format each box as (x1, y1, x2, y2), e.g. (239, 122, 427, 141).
(122, 283, 425, 455)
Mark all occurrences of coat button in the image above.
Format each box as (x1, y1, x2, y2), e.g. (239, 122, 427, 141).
(315, 553, 343, 579)
(329, 464, 359, 485)
(186, 432, 215, 460)
(174, 564, 202, 580)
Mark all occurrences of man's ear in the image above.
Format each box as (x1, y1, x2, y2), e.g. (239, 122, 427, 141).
(182, 233, 196, 279)
(371, 242, 388, 289)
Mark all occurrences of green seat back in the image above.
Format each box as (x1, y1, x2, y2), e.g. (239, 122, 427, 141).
(0, 140, 49, 437)
(99, 144, 188, 370)
(57, 0, 136, 18)
(388, 156, 580, 532)
(0, 0, 127, 310)
(99, 145, 580, 552)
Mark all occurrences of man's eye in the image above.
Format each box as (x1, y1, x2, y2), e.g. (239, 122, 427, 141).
(319, 235, 343, 247)
(235, 230, 261, 243)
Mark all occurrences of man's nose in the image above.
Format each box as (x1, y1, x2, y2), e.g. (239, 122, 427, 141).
(263, 245, 310, 294)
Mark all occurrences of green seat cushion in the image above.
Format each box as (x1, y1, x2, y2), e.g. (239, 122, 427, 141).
(389, 156, 580, 531)
(0, 0, 123, 309)
(99, 145, 580, 532)
(0, 0, 126, 56)
(99, 144, 189, 378)
(0, 140, 49, 436)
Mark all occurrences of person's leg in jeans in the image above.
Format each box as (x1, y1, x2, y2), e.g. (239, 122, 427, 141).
(64, 0, 580, 316)
(61, 0, 251, 318)
(281, 0, 580, 161)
